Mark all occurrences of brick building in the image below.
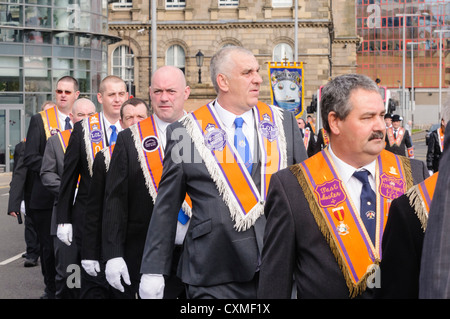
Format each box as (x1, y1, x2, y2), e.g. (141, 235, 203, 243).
(107, 0, 359, 111)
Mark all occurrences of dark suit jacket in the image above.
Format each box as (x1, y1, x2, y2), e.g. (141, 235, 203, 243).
(375, 192, 427, 299)
(82, 149, 108, 261)
(419, 121, 450, 298)
(40, 134, 67, 235)
(57, 119, 110, 246)
(426, 129, 442, 172)
(8, 141, 32, 214)
(384, 129, 413, 157)
(23, 113, 55, 210)
(140, 108, 307, 290)
(102, 127, 156, 287)
(258, 155, 428, 299)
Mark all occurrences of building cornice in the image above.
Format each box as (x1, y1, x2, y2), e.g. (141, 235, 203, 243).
(108, 19, 331, 31)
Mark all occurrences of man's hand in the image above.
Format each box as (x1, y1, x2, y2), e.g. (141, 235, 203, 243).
(105, 257, 131, 292)
(139, 274, 165, 299)
(57, 223, 73, 246)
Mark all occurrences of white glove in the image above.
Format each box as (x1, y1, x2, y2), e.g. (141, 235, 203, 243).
(57, 223, 73, 246)
(81, 260, 100, 277)
(428, 170, 434, 176)
(20, 200, 26, 215)
(105, 257, 131, 292)
(139, 274, 165, 299)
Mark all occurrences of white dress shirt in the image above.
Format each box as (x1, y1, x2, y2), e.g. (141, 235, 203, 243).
(57, 108, 72, 129)
(327, 144, 376, 214)
(213, 100, 255, 158)
(102, 112, 122, 145)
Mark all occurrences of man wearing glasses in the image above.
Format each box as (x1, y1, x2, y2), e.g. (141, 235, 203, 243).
(23, 76, 80, 299)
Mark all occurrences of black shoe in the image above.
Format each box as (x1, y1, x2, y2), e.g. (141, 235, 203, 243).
(22, 253, 27, 258)
(24, 258, 38, 267)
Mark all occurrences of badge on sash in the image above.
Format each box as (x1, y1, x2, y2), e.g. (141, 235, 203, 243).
(142, 135, 160, 152)
(258, 113, 279, 142)
(204, 123, 227, 151)
(89, 124, 103, 143)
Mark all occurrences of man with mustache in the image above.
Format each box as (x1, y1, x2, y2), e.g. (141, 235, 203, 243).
(258, 74, 428, 299)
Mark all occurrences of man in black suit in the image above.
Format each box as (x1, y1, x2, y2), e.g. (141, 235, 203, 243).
(24, 77, 80, 299)
(40, 98, 96, 299)
(385, 114, 414, 158)
(426, 115, 448, 175)
(101, 67, 190, 299)
(81, 97, 150, 299)
(7, 140, 40, 267)
(56, 75, 128, 298)
(258, 74, 428, 299)
(139, 46, 307, 299)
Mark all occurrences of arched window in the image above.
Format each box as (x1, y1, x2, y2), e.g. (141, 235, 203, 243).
(273, 43, 294, 63)
(112, 45, 134, 83)
(166, 44, 185, 73)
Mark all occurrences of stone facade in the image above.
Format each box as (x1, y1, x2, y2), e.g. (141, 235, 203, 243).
(108, 0, 359, 112)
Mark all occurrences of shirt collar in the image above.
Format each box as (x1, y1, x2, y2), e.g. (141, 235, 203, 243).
(328, 144, 376, 184)
(213, 99, 254, 129)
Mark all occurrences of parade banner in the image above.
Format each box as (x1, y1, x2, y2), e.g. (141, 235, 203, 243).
(268, 62, 304, 118)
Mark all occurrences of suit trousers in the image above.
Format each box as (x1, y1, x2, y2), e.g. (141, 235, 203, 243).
(53, 236, 80, 299)
(24, 215, 40, 261)
(28, 208, 56, 297)
(185, 272, 259, 299)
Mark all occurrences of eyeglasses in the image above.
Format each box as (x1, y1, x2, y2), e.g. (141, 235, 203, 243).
(55, 89, 73, 95)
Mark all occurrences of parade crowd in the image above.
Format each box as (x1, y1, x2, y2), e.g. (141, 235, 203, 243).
(7, 46, 450, 299)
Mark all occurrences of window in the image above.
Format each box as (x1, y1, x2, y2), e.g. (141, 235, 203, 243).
(112, 0, 132, 10)
(272, 0, 292, 8)
(273, 43, 293, 63)
(166, 44, 185, 73)
(166, 0, 186, 9)
(112, 45, 134, 83)
(218, 0, 238, 7)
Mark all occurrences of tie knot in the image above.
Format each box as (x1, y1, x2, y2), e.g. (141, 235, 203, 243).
(110, 125, 116, 132)
(353, 170, 370, 185)
(234, 117, 244, 129)
(65, 117, 70, 123)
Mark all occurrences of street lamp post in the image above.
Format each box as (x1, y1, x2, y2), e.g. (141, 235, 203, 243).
(195, 49, 204, 84)
(396, 12, 423, 120)
(434, 29, 450, 123)
(407, 41, 426, 128)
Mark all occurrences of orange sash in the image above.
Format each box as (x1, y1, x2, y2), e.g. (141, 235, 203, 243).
(56, 129, 72, 153)
(321, 128, 330, 147)
(438, 127, 445, 153)
(406, 172, 438, 231)
(181, 101, 286, 231)
(82, 112, 106, 176)
(303, 128, 311, 150)
(131, 116, 192, 216)
(40, 106, 62, 140)
(386, 127, 405, 147)
(291, 149, 412, 297)
(56, 129, 81, 187)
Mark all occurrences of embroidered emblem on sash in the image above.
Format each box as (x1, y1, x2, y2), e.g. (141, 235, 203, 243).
(89, 125, 103, 143)
(314, 179, 347, 208)
(204, 123, 227, 151)
(379, 172, 406, 200)
(258, 113, 279, 142)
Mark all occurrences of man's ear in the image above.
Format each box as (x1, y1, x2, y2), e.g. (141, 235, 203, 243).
(216, 73, 229, 93)
(327, 111, 340, 136)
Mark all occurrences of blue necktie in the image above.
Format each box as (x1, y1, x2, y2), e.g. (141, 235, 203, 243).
(65, 117, 72, 130)
(353, 170, 376, 243)
(234, 117, 252, 173)
(178, 208, 190, 225)
(109, 125, 117, 146)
